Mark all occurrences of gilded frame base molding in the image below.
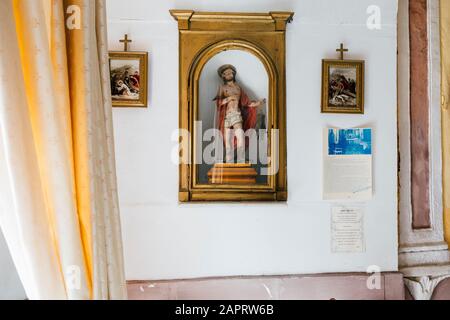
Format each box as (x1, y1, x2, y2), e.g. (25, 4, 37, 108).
(170, 10, 294, 202)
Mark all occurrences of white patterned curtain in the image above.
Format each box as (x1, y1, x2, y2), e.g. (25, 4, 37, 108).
(0, 0, 127, 300)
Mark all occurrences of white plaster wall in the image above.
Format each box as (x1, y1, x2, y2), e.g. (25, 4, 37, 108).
(107, 0, 399, 281)
(0, 231, 26, 299)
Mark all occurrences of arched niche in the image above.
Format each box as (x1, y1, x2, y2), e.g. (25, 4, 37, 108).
(191, 41, 274, 186)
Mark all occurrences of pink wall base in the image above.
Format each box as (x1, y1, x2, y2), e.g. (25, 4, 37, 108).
(128, 273, 405, 300)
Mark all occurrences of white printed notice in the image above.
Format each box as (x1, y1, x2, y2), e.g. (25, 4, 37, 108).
(323, 128, 372, 201)
(331, 207, 365, 253)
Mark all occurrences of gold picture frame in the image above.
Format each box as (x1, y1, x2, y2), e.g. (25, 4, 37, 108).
(321, 59, 365, 114)
(109, 51, 148, 108)
(170, 10, 294, 202)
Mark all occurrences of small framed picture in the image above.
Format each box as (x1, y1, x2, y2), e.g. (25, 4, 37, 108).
(321, 59, 364, 114)
(109, 51, 148, 108)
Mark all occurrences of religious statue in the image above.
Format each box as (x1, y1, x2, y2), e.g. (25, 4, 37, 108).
(214, 64, 266, 163)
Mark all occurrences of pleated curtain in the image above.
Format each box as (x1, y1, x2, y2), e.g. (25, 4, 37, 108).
(0, 0, 127, 300)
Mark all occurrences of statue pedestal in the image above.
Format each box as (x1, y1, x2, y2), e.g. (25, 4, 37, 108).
(208, 163, 257, 185)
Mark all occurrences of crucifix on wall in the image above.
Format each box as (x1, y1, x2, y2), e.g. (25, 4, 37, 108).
(120, 34, 132, 52)
(336, 43, 348, 60)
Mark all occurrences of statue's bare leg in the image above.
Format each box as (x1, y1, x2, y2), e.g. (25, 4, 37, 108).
(225, 128, 234, 163)
(234, 123, 245, 163)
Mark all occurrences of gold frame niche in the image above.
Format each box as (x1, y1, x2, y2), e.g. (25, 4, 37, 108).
(170, 10, 294, 202)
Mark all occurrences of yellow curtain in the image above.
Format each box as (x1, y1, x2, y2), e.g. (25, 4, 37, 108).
(0, 0, 126, 300)
(442, 0, 450, 244)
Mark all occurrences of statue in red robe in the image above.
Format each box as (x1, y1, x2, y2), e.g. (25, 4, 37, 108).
(214, 64, 266, 163)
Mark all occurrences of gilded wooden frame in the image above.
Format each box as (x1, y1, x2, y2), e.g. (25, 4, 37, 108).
(321, 59, 365, 114)
(109, 51, 148, 108)
(170, 10, 294, 202)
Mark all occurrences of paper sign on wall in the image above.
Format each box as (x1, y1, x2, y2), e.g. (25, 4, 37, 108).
(323, 128, 373, 201)
(331, 207, 365, 253)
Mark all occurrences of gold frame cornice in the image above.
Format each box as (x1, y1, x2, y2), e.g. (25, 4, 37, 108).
(170, 10, 294, 31)
(171, 10, 294, 202)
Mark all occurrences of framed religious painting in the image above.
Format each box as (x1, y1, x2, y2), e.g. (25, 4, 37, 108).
(321, 50, 365, 114)
(170, 10, 294, 202)
(109, 51, 148, 107)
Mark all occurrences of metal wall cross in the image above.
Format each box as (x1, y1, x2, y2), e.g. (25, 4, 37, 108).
(120, 34, 132, 52)
(336, 43, 349, 60)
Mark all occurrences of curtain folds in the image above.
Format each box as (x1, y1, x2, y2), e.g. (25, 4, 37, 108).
(0, 0, 126, 300)
(441, 0, 450, 244)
